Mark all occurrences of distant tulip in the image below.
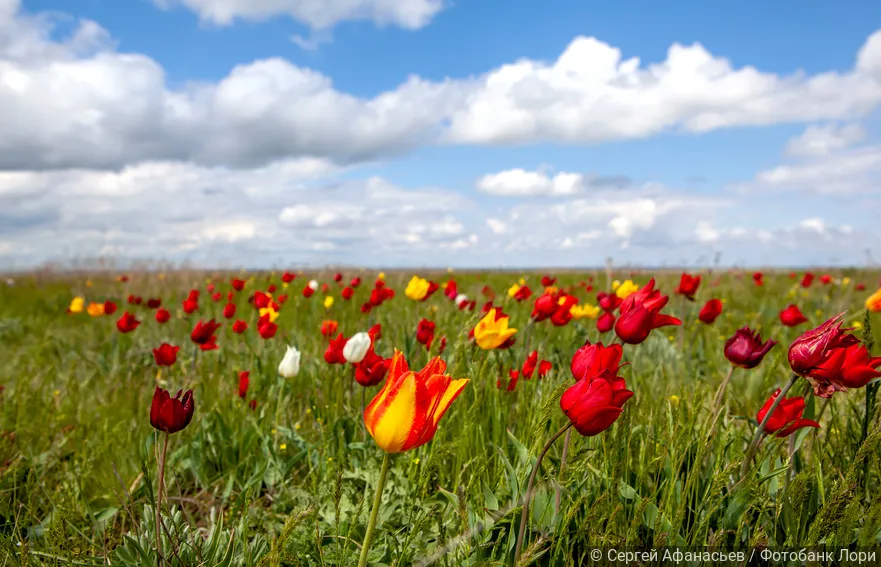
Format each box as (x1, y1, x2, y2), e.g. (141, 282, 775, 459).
(444, 280, 458, 300)
(87, 302, 105, 317)
(675, 273, 701, 301)
(405, 276, 439, 301)
(116, 312, 140, 333)
(541, 275, 556, 287)
(757, 389, 820, 437)
(724, 328, 777, 369)
(801, 273, 814, 288)
(354, 349, 392, 387)
(597, 311, 616, 333)
(866, 288, 881, 312)
(223, 303, 236, 319)
(182, 298, 198, 314)
(614, 280, 640, 300)
(416, 318, 436, 350)
(282, 272, 296, 284)
(150, 387, 195, 434)
(321, 320, 339, 337)
(103, 300, 118, 315)
(232, 319, 248, 333)
(753, 272, 764, 286)
(68, 297, 85, 314)
(231, 278, 246, 291)
(278, 346, 301, 378)
(238, 371, 250, 398)
(304, 280, 318, 298)
(614, 279, 681, 344)
(333, 272, 343, 283)
(343, 332, 372, 364)
(324, 296, 334, 309)
(147, 298, 162, 309)
(257, 314, 278, 339)
(363, 350, 468, 453)
(324, 333, 348, 364)
(698, 299, 723, 324)
(342, 287, 354, 300)
(153, 343, 180, 366)
(350, 277, 362, 287)
(190, 319, 221, 349)
(780, 304, 808, 327)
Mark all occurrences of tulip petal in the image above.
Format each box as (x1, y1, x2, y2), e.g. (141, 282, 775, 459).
(367, 373, 417, 453)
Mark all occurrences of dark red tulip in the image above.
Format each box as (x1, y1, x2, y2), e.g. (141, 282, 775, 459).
(560, 370, 633, 437)
(182, 292, 198, 313)
(856, 283, 866, 291)
(238, 371, 250, 399)
(118, 274, 129, 283)
(267, 284, 277, 294)
(788, 314, 861, 397)
(190, 319, 221, 348)
(416, 318, 436, 350)
(333, 272, 342, 283)
(211, 292, 222, 302)
(248, 399, 257, 411)
(724, 328, 777, 369)
(127, 294, 142, 305)
(698, 299, 723, 324)
(232, 319, 248, 333)
(253, 291, 272, 309)
(222, 303, 236, 319)
(614, 279, 681, 344)
(596, 311, 615, 333)
(753, 272, 764, 286)
(368, 323, 382, 341)
(153, 343, 180, 366)
(103, 300, 117, 315)
(147, 298, 162, 309)
(780, 304, 808, 327)
(150, 387, 195, 434)
(757, 389, 819, 437)
(116, 312, 140, 333)
(808, 344, 881, 394)
(513, 285, 532, 302)
(231, 278, 246, 291)
(675, 273, 701, 301)
(303, 285, 315, 298)
(354, 348, 391, 387)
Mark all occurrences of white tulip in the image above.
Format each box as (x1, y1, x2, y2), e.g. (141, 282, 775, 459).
(278, 345, 301, 377)
(308, 279, 318, 290)
(454, 293, 468, 306)
(343, 332, 371, 363)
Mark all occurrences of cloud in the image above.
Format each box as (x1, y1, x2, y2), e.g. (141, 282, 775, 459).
(152, 0, 445, 29)
(785, 123, 866, 156)
(443, 32, 881, 145)
(475, 168, 585, 196)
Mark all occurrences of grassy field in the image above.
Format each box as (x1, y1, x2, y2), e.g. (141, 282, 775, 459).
(1, 268, 880, 566)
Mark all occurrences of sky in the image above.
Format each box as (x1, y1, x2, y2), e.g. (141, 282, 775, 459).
(1, 0, 881, 270)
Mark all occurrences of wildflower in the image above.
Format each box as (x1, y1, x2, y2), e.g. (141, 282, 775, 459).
(68, 297, 85, 314)
(757, 389, 820, 437)
(278, 346, 301, 377)
(238, 371, 250, 398)
(698, 299, 723, 324)
(86, 302, 105, 317)
(150, 387, 195, 434)
(473, 308, 517, 350)
(343, 332, 372, 364)
(675, 273, 701, 301)
(724, 328, 777, 369)
(405, 276, 439, 301)
(116, 312, 140, 333)
(614, 279, 681, 344)
(780, 304, 808, 327)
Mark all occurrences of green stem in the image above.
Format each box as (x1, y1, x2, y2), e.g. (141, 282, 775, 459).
(740, 373, 799, 479)
(155, 432, 169, 567)
(357, 452, 391, 567)
(514, 423, 573, 564)
(554, 428, 572, 517)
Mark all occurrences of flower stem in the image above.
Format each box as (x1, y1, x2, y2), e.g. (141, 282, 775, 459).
(514, 422, 573, 564)
(554, 428, 572, 516)
(155, 431, 169, 567)
(740, 373, 798, 479)
(357, 452, 391, 567)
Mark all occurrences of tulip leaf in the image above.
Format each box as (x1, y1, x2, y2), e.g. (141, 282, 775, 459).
(618, 479, 638, 500)
(482, 481, 499, 512)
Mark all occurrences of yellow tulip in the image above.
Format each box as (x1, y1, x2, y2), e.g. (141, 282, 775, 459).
(508, 283, 521, 298)
(68, 297, 84, 314)
(518, 277, 526, 286)
(405, 276, 431, 301)
(570, 303, 600, 320)
(259, 307, 280, 322)
(473, 308, 517, 350)
(324, 296, 335, 309)
(615, 280, 639, 299)
(842, 277, 852, 286)
(378, 272, 386, 280)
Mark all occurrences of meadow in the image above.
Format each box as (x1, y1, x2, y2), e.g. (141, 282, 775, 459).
(1, 268, 880, 566)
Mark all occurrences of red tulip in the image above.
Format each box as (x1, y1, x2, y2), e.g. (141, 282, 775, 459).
(182, 297, 198, 314)
(724, 328, 777, 369)
(254, 291, 271, 309)
(248, 399, 257, 410)
(341, 287, 354, 300)
(570, 341, 625, 382)
(354, 348, 392, 387)
(819, 274, 832, 285)
(560, 371, 633, 437)
(757, 389, 819, 437)
(103, 300, 117, 315)
(303, 284, 316, 298)
(267, 284, 277, 294)
(155, 308, 171, 324)
(596, 311, 615, 333)
(207, 283, 215, 293)
(231, 278, 246, 291)
(190, 319, 221, 348)
(522, 350, 552, 379)
(222, 303, 236, 319)
(127, 294, 142, 305)
(321, 320, 339, 337)
(232, 319, 248, 333)
(481, 285, 495, 299)
(752, 272, 764, 286)
(614, 279, 681, 344)
(801, 273, 814, 288)
(147, 298, 162, 309)
(153, 343, 180, 366)
(257, 314, 278, 340)
(856, 283, 866, 292)
(320, 283, 330, 294)
(350, 277, 362, 287)
(238, 371, 250, 399)
(675, 273, 701, 301)
(333, 272, 343, 283)
(282, 272, 296, 283)
(150, 387, 195, 434)
(808, 344, 881, 394)
(788, 314, 861, 397)
(118, 274, 129, 283)
(416, 318, 436, 350)
(116, 312, 140, 333)
(779, 304, 808, 327)
(597, 292, 622, 312)
(513, 285, 532, 301)
(324, 333, 348, 364)
(541, 275, 556, 287)
(698, 299, 723, 324)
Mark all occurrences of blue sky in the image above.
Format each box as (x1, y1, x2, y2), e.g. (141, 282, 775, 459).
(2, 0, 881, 269)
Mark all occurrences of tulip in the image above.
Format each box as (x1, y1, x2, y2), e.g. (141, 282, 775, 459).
(596, 311, 616, 333)
(614, 279, 681, 344)
(570, 303, 600, 320)
(321, 320, 339, 337)
(266, 284, 277, 294)
(807, 344, 881, 393)
(866, 288, 881, 312)
(231, 278, 246, 291)
(324, 296, 334, 309)
(444, 280, 458, 300)
(153, 343, 180, 367)
(801, 273, 814, 288)
(675, 273, 701, 301)
(257, 314, 278, 340)
(282, 272, 296, 284)
(182, 298, 198, 314)
(351, 277, 362, 287)
(324, 333, 348, 364)
(757, 389, 820, 437)
(364, 350, 468, 454)
(416, 318, 436, 350)
(342, 287, 354, 300)
(473, 308, 517, 350)
(223, 303, 236, 319)
(570, 340, 625, 383)
(153, 308, 169, 324)
(191, 319, 221, 348)
(788, 314, 861, 397)
(147, 298, 162, 309)
(333, 272, 343, 282)
(404, 276, 439, 301)
(780, 304, 808, 327)
(103, 300, 118, 315)
(238, 371, 250, 398)
(116, 312, 140, 333)
(724, 327, 777, 369)
(343, 332, 372, 364)
(354, 349, 392, 387)
(753, 272, 764, 286)
(232, 319, 248, 333)
(368, 323, 382, 341)
(561, 373, 633, 437)
(277, 346, 301, 377)
(303, 280, 318, 298)
(522, 350, 552, 379)
(150, 387, 195, 434)
(698, 298, 723, 324)
(68, 297, 85, 314)
(614, 280, 639, 300)
(541, 275, 556, 287)
(254, 291, 272, 309)
(86, 302, 105, 317)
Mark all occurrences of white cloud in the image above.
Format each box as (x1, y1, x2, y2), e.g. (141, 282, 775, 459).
(444, 32, 881, 145)
(153, 0, 444, 29)
(695, 221, 720, 243)
(485, 218, 508, 234)
(799, 217, 826, 233)
(476, 168, 585, 196)
(785, 123, 866, 156)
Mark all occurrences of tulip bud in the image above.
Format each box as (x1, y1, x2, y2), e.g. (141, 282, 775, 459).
(343, 332, 372, 364)
(278, 345, 301, 378)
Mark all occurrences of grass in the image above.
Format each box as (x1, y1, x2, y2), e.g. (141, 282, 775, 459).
(0, 268, 880, 566)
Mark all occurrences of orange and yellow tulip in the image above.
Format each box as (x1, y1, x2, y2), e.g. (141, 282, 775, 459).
(473, 308, 517, 350)
(86, 302, 105, 316)
(866, 287, 881, 312)
(364, 350, 468, 453)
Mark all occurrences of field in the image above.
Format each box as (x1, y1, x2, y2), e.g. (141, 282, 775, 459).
(1, 268, 880, 566)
